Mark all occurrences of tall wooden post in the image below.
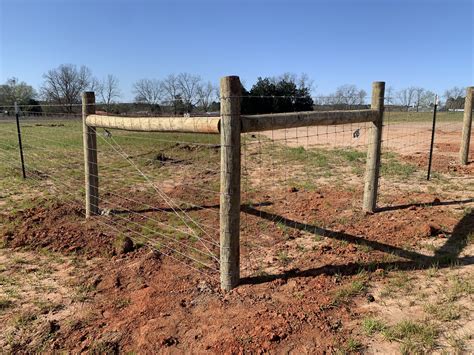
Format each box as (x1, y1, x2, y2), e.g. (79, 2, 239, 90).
(363, 82, 385, 213)
(82, 92, 99, 217)
(219, 76, 241, 291)
(460, 87, 474, 165)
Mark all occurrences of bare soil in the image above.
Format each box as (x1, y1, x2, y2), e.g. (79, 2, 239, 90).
(1, 119, 473, 353)
(1, 184, 472, 353)
(263, 121, 472, 158)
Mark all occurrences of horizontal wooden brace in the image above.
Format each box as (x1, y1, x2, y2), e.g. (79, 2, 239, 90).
(240, 109, 378, 133)
(86, 114, 221, 134)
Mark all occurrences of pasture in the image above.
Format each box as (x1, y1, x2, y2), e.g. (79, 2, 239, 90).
(0, 110, 473, 353)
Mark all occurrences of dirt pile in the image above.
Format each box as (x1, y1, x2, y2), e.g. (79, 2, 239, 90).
(2, 202, 115, 257)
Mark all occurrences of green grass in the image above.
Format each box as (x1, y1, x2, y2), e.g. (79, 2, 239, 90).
(386, 111, 463, 123)
(379, 272, 414, 298)
(381, 152, 417, 178)
(0, 118, 221, 213)
(274, 146, 366, 170)
(423, 303, 461, 321)
(276, 250, 291, 265)
(383, 320, 438, 354)
(333, 279, 367, 305)
(345, 337, 363, 352)
(362, 317, 386, 335)
(445, 275, 473, 302)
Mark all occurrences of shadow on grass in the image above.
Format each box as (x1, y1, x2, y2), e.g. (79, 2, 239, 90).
(240, 205, 473, 285)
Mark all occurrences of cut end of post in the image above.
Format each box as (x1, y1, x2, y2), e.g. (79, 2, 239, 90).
(220, 76, 241, 99)
(371, 82, 385, 112)
(82, 92, 96, 116)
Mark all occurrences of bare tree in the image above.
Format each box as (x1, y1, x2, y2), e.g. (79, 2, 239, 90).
(297, 73, 314, 93)
(0, 77, 36, 106)
(443, 86, 464, 101)
(444, 87, 465, 110)
(328, 85, 367, 106)
(177, 73, 201, 112)
(132, 79, 162, 111)
(196, 81, 217, 112)
(413, 87, 425, 112)
(161, 74, 182, 114)
(397, 87, 416, 111)
(97, 74, 121, 111)
(41, 64, 93, 113)
(385, 86, 395, 105)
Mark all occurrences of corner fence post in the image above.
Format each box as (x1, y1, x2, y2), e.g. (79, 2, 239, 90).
(460, 86, 474, 165)
(363, 81, 385, 213)
(82, 92, 99, 217)
(219, 76, 241, 291)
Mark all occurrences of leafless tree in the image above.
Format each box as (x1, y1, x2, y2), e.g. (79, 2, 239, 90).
(328, 85, 367, 106)
(177, 73, 201, 112)
(41, 64, 93, 113)
(397, 87, 416, 111)
(385, 86, 395, 105)
(196, 81, 217, 112)
(97, 74, 121, 111)
(161, 74, 182, 114)
(297, 73, 315, 93)
(443, 86, 465, 101)
(413, 87, 426, 112)
(444, 87, 465, 110)
(132, 79, 163, 110)
(0, 77, 36, 106)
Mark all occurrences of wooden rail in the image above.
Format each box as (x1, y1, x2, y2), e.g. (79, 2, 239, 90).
(240, 109, 378, 133)
(87, 110, 378, 135)
(86, 114, 221, 134)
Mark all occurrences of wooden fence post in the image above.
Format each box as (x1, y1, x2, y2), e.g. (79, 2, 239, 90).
(82, 92, 99, 217)
(219, 76, 241, 291)
(363, 82, 385, 213)
(460, 87, 474, 165)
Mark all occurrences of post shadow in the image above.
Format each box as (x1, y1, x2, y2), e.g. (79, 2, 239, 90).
(376, 198, 474, 213)
(240, 205, 473, 285)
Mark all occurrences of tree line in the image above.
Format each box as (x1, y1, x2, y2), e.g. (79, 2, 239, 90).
(0, 63, 469, 114)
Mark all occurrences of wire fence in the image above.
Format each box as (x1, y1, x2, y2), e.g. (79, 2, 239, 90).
(0, 97, 471, 280)
(0, 110, 222, 281)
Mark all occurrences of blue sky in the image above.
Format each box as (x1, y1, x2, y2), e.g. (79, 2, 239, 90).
(0, 0, 472, 100)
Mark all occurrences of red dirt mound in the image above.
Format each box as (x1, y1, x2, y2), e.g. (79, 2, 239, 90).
(3, 202, 115, 257)
(1, 188, 468, 353)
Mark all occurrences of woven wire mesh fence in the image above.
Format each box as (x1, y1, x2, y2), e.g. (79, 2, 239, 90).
(238, 96, 376, 278)
(0, 90, 471, 283)
(237, 95, 471, 279)
(0, 103, 222, 281)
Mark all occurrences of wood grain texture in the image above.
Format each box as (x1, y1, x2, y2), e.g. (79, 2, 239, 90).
(86, 114, 220, 134)
(219, 76, 241, 291)
(460, 87, 474, 165)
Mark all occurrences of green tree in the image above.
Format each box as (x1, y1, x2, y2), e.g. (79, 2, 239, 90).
(0, 77, 36, 107)
(241, 74, 314, 114)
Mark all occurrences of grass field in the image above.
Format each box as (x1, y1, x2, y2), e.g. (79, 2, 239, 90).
(385, 110, 463, 123)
